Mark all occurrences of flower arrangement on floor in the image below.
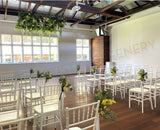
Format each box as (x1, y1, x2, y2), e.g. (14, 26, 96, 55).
(36, 70, 53, 82)
(95, 89, 117, 121)
(77, 65, 80, 72)
(91, 66, 96, 74)
(59, 76, 73, 99)
(110, 66, 118, 76)
(30, 68, 34, 77)
(44, 71, 53, 82)
(138, 69, 148, 81)
(37, 71, 43, 78)
(77, 65, 80, 75)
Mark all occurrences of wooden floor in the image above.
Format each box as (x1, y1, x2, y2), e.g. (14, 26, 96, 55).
(27, 75, 160, 130)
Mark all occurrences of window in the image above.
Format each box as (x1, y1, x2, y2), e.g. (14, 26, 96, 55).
(76, 39, 89, 61)
(0, 34, 59, 63)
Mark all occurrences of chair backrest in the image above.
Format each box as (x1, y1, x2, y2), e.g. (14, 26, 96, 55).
(0, 80, 16, 90)
(0, 73, 13, 81)
(37, 77, 46, 87)
(0, 89, 20, 118)
(65, 100, 100, 130)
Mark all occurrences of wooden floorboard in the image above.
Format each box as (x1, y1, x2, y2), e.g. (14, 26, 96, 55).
(25, 75, 160, 129)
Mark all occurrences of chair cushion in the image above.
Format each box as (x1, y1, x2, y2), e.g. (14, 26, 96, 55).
(129, 88, 149, 93)
(0, 110, 17, 122)
(25, 92, 41, 99)
(34, 103, 58, 114)
(87, 78, 99, 81)
(144, 85, 160, 89)
(69, 127, 82, 130)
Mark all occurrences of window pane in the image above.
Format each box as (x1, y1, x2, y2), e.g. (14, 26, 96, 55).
(33, 47, 41, 61)
(77, 48, 82, 60)
(2, 46, 12, 62)
(50, 37, 58, 45)
(2, 35, 11, 44)
(24, 46, 32, 62)
(83, 48, 89, 60)
(83, 40, 89, 47)
(42, 37, 49, 45)
(13, 46, 22, 62)
(23, 36, 31, 45)
(42, 47, 49, 61)
(33, 36, 41, 45)
(76, 39, 82, 46)
(51, 47, 58, 61)
(13, 35, 21, 45)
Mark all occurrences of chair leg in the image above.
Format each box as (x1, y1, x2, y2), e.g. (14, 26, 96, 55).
(154, 91, 156, 108)
(142, 100, 144, 114)
(129, 92, 131, 108)
(138, 93, 140, 106)
(150, 95, 153, 110)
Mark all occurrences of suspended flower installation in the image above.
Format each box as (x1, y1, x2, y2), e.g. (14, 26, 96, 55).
(15, 11, 67, 36)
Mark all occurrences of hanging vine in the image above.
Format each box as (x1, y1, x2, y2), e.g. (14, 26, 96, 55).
(15, 11, 67, 36)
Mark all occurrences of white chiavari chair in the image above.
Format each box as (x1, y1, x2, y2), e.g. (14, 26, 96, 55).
(144, 77, 160, 108)
(0, 89, 20, 126)
(0, 115, 37, 130)
(33, 84, 62, 130)
(65, 100, 100, 130)
(129, 79, 153, 113)
(85, 73, 99, 94)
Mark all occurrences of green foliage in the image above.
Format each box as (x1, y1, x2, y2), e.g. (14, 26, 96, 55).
(30, 68, 34, 74)
(91, 66, 96, 74)
(77, 65, 80, 71)
(110, 66, 118, 76)
(15, 11, 67, 36)
(138, 69, 148, 81)
(44, 71, 53, 82)
(95, 89, 117, 121)
(37, 71, 43, 78)
(59, 76, 72, 92)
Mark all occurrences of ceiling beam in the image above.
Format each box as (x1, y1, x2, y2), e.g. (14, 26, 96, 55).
(119, 6, 128, 14)
(71, 14, 95, 26)
(72, 11, 77, 18)
(48, 6, 52, 15)
(27, 2, 31, 12)
(100, 0, 125, 13)
(4, 0, 8, 20)
(2, 0, 3, 8)
(57, 1, 76, 17)
(91, 2, 160, 28)
(70, 0, 124, 26)
(134, 1, 141, 7)
(32, 4, 40, 13)
(0, 8, 97, 25)
(22, 1, 122, 18)
(55, 8, 65, 16)
(19, 0, 21, 10)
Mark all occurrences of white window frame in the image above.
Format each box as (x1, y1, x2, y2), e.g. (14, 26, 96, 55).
(76, 39, 90, 61)
(0, 34, 59, 64)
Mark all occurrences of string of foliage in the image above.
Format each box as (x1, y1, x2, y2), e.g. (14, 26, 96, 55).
(15, 11, 67, 36)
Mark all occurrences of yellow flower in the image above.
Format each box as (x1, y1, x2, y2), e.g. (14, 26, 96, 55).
(63, 87, 68, 92)
(100, 111, 105, 115)
(102, 99, 116, 106)
(138, 75, 141, 79)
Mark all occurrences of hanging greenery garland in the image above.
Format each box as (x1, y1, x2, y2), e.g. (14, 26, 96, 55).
(15, 11, 67, 36)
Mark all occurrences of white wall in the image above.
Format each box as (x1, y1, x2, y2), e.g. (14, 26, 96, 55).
(110, 11, 160, 67)
(0, 15, 94, 78)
